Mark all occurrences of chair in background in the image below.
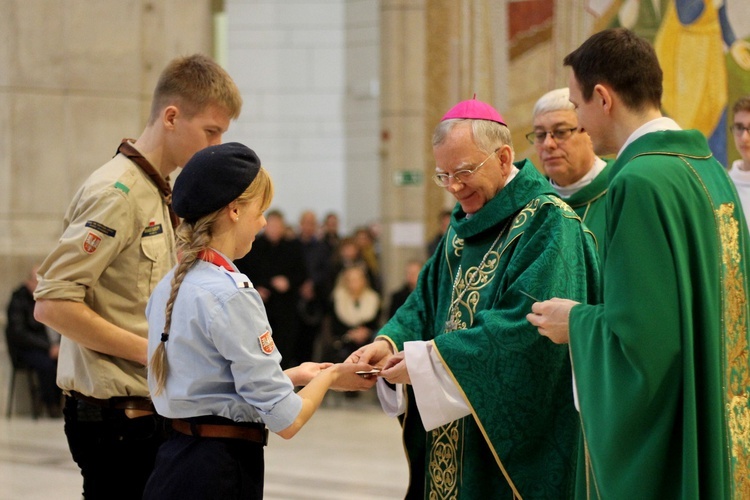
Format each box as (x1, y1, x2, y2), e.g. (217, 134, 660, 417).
(5, 345, 43, 419)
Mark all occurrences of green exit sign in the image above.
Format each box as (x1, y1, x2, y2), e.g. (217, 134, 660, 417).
(393, 170, 423, 186)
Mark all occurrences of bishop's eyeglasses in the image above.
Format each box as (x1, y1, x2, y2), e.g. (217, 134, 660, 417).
(432, 149, 499, 187)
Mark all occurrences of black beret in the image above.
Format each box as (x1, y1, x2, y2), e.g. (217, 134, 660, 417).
(172, 142, 261, 222)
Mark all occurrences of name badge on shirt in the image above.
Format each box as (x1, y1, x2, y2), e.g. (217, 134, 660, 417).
(258, 331, 275, 355)
(142, 224, 164, 237)
(85, 220, 117, 238)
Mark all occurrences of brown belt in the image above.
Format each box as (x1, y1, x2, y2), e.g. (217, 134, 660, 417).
(70, 391, 155, 412)
(172, 419, 269, 446)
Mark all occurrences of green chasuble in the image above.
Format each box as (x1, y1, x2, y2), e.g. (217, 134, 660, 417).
(561, 160, 613, 262)
(569, 130, 750, 499)
(379, 160, 601, 499)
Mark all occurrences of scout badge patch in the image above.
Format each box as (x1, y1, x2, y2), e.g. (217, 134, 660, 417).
(258, 331, 275, 355)
(83, 232, 102, 254)
(82, 220, 116, 254)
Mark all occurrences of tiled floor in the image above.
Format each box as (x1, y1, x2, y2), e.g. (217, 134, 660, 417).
(0, 392, 410, 500)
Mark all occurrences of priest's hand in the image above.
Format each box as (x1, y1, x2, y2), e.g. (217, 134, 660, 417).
(379, 351, 411, 385)
(346, 338, 393, 368)
(526, 298, 578, 344)
(328, 363, 379, 391)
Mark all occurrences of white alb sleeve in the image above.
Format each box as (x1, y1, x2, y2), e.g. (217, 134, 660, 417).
(404, 340, 471, 431)
(376, 377, 404, 417)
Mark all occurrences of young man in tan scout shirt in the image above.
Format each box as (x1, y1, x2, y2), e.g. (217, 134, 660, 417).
(33, 54, 242, 499)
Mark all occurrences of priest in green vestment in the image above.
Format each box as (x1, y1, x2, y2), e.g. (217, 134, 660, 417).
(528, 28, 750, 499)
(351, 98, 601, 499)
(528, 87, 613, 259)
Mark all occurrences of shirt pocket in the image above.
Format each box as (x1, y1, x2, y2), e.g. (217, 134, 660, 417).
(138, 233, 171, 297)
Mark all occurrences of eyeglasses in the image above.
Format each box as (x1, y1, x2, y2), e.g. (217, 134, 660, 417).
(432, 149, 499, 187)
(525, 127, 579, 145)
(731, 124, 750, 136)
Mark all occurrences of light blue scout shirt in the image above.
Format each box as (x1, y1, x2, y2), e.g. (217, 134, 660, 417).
(146, 251, 303, 433)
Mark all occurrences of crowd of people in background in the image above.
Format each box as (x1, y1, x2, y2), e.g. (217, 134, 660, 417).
(233, 208, 430, 372)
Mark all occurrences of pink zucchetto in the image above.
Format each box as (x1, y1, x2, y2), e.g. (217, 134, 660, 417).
(441, 95, 507, 126)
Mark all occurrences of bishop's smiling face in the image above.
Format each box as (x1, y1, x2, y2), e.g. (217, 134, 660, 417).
(433, 122, 511, 215)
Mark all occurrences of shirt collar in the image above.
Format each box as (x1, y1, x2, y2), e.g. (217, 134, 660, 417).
(618, 117, 682, 158)
(551, 156, 607, 199)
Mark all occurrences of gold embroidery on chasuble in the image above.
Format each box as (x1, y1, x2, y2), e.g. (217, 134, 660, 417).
(446, 248, 500, 332)
(717, 202, 750, 497)
(450, 233, 464, 258)
(444, 200, 541, 334)
(546, 194, 579, 219)
(433, 230, 488, 497)
(433, 203, 544, 497)
(428, 419, 462, 500)
(513, 197, 540, 228)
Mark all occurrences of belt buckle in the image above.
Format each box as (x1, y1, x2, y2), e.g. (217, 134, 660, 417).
(124, 408, 153, 419)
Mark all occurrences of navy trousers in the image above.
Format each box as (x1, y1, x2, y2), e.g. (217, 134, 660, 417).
(143, 432, 265, 499)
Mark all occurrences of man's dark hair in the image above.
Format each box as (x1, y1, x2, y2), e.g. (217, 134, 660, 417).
(563, 28, 662, 112)
(733, 95, 750, 116)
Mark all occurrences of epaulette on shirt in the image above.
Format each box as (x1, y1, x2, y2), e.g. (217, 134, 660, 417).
(110, 165, 139, 195)
(223, 269, 253, 290)
(114, 181, 130, 194)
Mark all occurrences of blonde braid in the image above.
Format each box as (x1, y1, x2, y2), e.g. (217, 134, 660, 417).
(150, 214, 218, 396)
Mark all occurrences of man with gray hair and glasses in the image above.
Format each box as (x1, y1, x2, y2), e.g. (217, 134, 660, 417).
(350, 97, 600, 498)
(528, 87, 613, 257)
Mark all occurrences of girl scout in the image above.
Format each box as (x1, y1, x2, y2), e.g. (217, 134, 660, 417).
(143, 142, 375, 499)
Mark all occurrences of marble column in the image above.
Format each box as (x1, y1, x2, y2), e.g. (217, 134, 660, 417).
(378, 0, 512, 298)
(379, 0, 430, 300)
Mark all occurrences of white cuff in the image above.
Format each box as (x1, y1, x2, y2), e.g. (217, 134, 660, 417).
(376, 377, 404, 417)
(405, 341, 471, 431)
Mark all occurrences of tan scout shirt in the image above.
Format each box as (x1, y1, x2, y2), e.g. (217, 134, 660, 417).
(35, 151, 176, 398)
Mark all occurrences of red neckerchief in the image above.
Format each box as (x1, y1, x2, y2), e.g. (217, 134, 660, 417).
(197, 249, 234, 272)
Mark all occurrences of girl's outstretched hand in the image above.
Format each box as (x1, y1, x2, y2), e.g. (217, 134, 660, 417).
(285, 362, 333, 386)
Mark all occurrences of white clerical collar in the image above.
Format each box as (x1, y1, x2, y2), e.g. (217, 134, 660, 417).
(618, 117, 682, 158)
(505, 165, 519, 186)
(551, 157, 607, 199)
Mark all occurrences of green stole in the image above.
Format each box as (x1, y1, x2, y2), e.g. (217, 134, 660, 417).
(569, 130, 750, 498)
(381, 160, 601, 499)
